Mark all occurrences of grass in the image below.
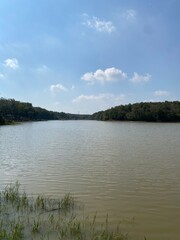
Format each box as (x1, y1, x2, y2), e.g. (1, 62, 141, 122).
(0, 182, 129, 240)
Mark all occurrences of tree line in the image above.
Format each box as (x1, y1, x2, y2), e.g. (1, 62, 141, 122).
(91, 101, 180, 122)
(1, 98, 180, 125)
(0, 98, 90, 125)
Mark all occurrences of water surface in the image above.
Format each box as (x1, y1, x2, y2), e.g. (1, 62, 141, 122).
(0, 120, 180, 239)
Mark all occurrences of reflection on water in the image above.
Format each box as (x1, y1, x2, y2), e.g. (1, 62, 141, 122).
(0, 120, 180, 239)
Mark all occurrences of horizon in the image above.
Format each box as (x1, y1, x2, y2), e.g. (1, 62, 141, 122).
(1, 97, 179, 116)
(0, 0, 180, 114)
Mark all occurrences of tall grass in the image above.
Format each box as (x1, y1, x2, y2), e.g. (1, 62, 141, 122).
(0, 182, 129, 240)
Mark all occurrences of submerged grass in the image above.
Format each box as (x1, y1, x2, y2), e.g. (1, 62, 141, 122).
(0, 182, 129, 240)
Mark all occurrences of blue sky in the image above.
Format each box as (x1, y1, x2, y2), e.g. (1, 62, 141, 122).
(0, 0, 180, 114)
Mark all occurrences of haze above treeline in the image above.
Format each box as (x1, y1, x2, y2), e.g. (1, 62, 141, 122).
(0, 98, 180, 125)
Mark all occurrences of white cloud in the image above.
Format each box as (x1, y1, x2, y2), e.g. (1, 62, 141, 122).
(82, 14, 115, 33)
(72, 93, 126, 113)
(114, 95, 126, 104)
(130, 72, 151, 83)
(154, 90, 169, 96)
(73, 93, 125, 104)
(73, 94, 105, 103)
(4, 58, 19, 69)
(81, 67, 127, 84)
(50, 84, 67, 93)
(123, 9, 137, 21)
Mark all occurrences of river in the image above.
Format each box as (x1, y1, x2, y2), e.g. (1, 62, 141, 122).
(0, 120, 180, 239)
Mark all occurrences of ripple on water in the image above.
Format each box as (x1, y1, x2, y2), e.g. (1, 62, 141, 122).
(0, 121, 180, 240)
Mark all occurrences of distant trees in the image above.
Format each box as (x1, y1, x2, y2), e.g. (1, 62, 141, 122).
(1, 98, 179, 125)
(91, 101, 180, 122)
(0, 98, 56, 123)
(0, 98, 90, 125)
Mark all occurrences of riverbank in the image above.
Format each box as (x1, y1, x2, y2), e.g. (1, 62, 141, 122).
(1, 98, 180, 125)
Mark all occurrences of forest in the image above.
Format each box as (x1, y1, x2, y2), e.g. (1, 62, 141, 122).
(91, 101, 180, 122)
(0, 98, 90, 125)
(0, 98, 180, 125)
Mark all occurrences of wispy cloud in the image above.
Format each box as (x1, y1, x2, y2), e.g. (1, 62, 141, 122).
(82, 14, 115, 33)
(123, 9, 137, 21)
(72, 93, 126, 113)
(37, 65, 49, 74)
(154, 90, 169, 96)
(81, 67, 127, 84)
(73, 93, 125, 104)
(73, 94, 105, 103)
(0, 73, 5, 79)
(50, 84, 67, 93)
(4, 58, 19, 69)
(130, 72, 151, 83)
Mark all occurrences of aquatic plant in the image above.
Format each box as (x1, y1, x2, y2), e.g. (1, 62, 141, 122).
(0, 182, 129, 240)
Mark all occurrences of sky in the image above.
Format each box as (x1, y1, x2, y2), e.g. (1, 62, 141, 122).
(0, 0, 180, 114)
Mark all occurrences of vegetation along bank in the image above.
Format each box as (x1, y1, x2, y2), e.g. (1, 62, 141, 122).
(0, 98, 180, 125)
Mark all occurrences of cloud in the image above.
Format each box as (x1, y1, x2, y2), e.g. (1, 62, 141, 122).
(73, 93, 125, 104)
(0, 73, 5, 79)
(37, 65, 49, 74)
(81, 67, 127, 84)
(73, 94, 105, 103)
(82, 14, 115, 33)
(123, 9, 137, 21)
(130, 72, 151, 83)
(50, 84, 67, 93)
(154, 90, 169, 96)
(4, 58, 19, 69)
(72, 93, 126, 113)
